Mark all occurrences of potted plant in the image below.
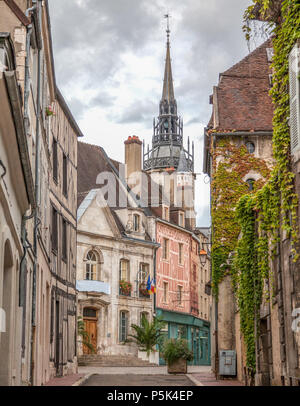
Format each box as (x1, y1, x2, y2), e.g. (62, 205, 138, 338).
(162, 338, 193, 374)
(128, 315, 166, 364)
(119, 280, 132, 296)
(45, 105, 55, 117)
(139, 282, 150, 298)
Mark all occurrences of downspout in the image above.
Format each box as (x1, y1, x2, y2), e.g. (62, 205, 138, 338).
(19, 2, 37, 378)
(30, 0, 42, 386)
(212, 133, 218, 379)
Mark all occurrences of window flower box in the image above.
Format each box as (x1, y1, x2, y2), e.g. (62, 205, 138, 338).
(139, 283, 150, 298)
(119, 280, 132, 296)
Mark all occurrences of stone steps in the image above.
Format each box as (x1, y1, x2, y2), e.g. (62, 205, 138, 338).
(78, 354, 157, 367)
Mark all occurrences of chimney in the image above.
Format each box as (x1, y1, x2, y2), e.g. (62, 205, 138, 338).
(124, 135, 142, 182)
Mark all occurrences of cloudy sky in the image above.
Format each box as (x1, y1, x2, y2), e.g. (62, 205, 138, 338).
(48, 0, 263, 227)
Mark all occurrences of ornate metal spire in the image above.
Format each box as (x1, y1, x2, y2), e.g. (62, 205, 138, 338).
(143, 17, 194, 173)
(162, 14, 175, 102)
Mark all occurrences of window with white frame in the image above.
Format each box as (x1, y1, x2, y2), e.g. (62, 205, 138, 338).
(178, 212, 185, 227)
(85, 251, 98, 280)
(120, 259, 130, 282)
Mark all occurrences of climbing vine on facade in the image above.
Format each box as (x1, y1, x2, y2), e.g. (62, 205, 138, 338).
(211, 138, 271, 296)
(231, 0, 300, 370)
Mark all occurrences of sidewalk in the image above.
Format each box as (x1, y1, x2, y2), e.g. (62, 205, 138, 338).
(188, 371, 244, 386)
(44, 373, 85, 386)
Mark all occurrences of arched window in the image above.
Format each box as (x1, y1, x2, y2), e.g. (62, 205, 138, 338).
(85, 251, 98, 281)
(246, 179, 255, 191)
(119, 311, 129, 342)
(245, 142, 255, 154)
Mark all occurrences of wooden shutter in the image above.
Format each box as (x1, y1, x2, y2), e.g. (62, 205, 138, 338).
(289, 42, 300, 154)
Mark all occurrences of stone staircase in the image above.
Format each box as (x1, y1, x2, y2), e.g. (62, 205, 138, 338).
(78, 354, 157, 367)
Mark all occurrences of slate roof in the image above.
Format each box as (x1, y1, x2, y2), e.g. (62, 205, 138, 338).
(211, 39, 274, 132)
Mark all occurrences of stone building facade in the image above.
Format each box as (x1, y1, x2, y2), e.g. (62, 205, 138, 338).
(203, 39, 275, 382)
(76, 141, 158, 357)
(0, 0, 81, 385)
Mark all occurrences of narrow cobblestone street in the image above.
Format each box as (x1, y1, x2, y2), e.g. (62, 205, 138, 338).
(75, 366, 243, 387)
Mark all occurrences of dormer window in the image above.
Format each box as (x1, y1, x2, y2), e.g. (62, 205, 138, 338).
(163, 206, 169, 221)
(133, 214, 140, 232)
(178, 212, 185, 227)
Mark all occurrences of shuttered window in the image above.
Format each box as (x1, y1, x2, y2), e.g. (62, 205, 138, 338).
(63, 153, 68, 197)
(119, 311, 128, 342)
(289, 42, 300, 154)
(52, 207, 58, 253)
(53, 138, 58, 181)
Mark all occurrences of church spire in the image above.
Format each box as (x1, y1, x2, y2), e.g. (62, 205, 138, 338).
(162, 15, 175, 102)
(143, 17, 194, 173)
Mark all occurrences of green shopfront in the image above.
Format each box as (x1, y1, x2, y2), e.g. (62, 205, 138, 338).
(156, 309, 211, 366)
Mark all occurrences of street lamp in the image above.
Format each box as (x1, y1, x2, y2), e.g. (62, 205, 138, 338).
(200, 249, 208, 266)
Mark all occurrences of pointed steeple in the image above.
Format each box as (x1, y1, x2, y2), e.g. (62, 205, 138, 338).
(162, 32, 175, 102)
(143, 17, 194, 174)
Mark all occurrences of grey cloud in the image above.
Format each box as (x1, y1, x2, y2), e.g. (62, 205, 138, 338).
(112, 100, 157, 125)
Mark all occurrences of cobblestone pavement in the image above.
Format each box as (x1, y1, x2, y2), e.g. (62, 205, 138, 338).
(78, 365, 210, 376)
(44, 373, 84, 386)
(81, 374, 196, 386)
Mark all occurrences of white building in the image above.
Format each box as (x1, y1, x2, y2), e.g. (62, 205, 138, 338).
(76, 141, 158, 356)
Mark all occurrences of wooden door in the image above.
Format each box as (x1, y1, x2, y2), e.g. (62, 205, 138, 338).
(83, 319, 97, 354)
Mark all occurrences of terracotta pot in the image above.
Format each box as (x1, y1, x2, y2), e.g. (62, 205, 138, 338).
(167, 358, 187, 374)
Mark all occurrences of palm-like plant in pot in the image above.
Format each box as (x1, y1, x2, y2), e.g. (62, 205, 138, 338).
(128, 315, 166, 358)
(162, 338, 193, 374)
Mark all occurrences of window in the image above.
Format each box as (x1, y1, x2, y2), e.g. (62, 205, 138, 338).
(193, 264, 197, 282)
(245, 141, 255, 154)
(51, 207, 58, 252)
(63, 153, 68, 197)
(119, 311, 128, 342)
(163, 282, 168, 303)
(139, 263, 150, 298)
(62, 218, 67, 261)
(163, 206, 169, 221)
(177, 286, 183, 306)
(133, 214, 140, 232)
(120, 259, 129, 281)
(163, 238, 169, 260)
(85, 251, 98, 280)
(289, 43, 300, 154)
(178, 212, 185, 227)
(178, 243, 184, 265)
(83, 308, 97, 318)
(53, 138, 58, 181)
(246, 179, 255, 191)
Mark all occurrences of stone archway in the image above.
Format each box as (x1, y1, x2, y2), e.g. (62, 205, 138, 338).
(0, 239, 14, 386)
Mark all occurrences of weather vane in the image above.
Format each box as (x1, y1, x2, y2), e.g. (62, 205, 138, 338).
(164, 13, 171, 41)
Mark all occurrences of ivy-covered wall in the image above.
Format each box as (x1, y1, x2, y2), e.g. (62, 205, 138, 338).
(210, 0, 300, 373)
(233, 0, 300, 372)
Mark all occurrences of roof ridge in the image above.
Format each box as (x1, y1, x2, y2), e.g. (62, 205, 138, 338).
(221, 38, 273, 77)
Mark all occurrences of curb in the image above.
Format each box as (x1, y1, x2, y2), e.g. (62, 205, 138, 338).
(186, 374, 204, 387)
(72, 373, 93, 386)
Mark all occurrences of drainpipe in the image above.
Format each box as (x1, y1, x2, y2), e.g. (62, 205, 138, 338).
(29, 0, 42, 386)
(212, 133, 219, 378)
